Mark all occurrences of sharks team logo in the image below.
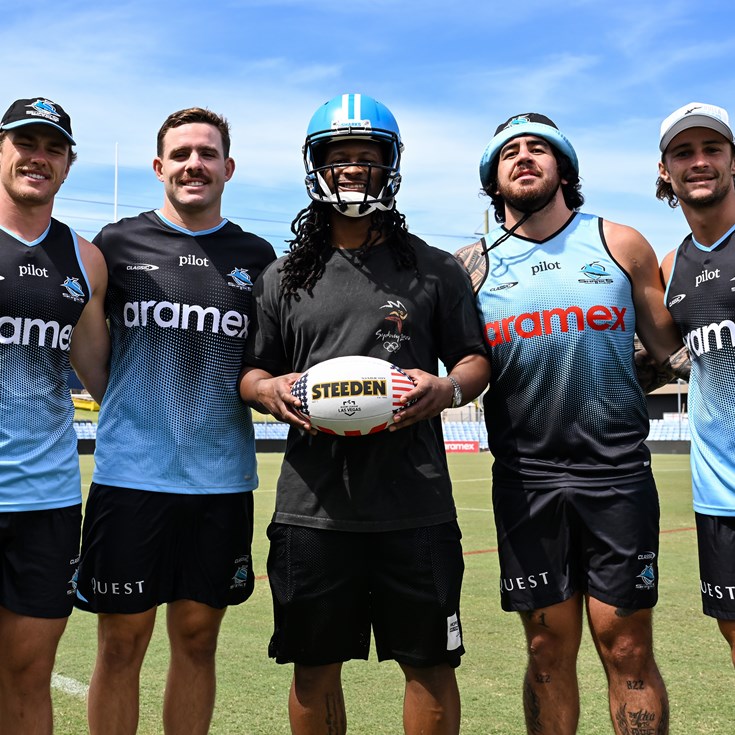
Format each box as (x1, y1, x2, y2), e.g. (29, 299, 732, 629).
(67, 568, 79, 596)
(636, 564, 656, 590)
(228, 267, 253, 291)
(505, 115, 531, 129)
(61, 276, 86, 303)
(230, 556, 250, 590)
(28, 99, 62, 121)
(578, 261, 613, 285)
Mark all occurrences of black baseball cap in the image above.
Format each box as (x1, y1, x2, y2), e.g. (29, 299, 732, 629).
(0, 97, 76, 145)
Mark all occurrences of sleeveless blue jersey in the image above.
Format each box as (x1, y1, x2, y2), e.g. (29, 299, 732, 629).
(665, 225, 735, 515)
(0, 220, 90, 511)
(92, 211, 276, 494)
(477, 213, 650, 486)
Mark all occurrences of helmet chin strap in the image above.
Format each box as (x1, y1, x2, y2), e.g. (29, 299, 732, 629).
(315, 171, 394, 218)
(482, 180, 561, 255)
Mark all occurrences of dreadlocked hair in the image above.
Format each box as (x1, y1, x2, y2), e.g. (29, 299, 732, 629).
(279, 203, 417, 301)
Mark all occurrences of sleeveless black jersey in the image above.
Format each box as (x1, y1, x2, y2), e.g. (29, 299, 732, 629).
(1, 219, 90, 510)
(665, 227, 735, 515)
(477, 214, 651, 487)
(93, 211, 276, 494)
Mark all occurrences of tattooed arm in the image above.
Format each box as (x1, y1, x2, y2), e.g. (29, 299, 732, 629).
(634, 343, 691, 394)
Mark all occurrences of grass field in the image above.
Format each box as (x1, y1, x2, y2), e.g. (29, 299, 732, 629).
(50, 453, 734, 734)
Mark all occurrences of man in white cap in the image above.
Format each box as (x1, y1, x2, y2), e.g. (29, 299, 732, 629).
(456, 112, 689, 734)
(658, 102, 735, 667)
(0, 96, 108, 734)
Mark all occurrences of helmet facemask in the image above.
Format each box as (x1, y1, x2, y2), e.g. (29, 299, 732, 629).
(304, 131, 402, 217)
(302, 95, 404, 218)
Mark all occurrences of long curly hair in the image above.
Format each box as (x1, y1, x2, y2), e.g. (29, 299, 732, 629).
(279, 203, 417, 301)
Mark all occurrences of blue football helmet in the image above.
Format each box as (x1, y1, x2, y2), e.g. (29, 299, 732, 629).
(303, 93, 403, 217)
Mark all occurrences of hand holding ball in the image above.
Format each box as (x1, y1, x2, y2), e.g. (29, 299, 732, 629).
(290, 356, 415, 436)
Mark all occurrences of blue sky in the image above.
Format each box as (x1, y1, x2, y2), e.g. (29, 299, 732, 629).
(3, 0, 734, 257)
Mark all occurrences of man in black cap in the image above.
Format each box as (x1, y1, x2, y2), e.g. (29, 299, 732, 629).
(658, 102, 735, 668)
(0, 97, 109, 733)
(456, 113, 689, 734)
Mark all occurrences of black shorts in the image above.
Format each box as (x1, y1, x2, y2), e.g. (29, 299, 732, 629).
(75, 483, 255, 614)
(0, 504, 81, 618)
(266, 521, 465, 668)
(493, 477, 660, 612)
(696, 513, 735, 620)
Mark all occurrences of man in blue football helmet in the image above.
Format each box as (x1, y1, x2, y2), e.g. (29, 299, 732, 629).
(241, 93, 489, 734)
(302, 93, 403, 218)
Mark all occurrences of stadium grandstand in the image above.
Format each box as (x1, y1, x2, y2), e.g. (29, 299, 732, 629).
(73, 381, 690, 453)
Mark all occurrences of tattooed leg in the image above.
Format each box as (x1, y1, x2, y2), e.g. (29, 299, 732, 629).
(519, 595, 583, 734)
(587, 599, 669, 735)
(290, 663, 346, 735)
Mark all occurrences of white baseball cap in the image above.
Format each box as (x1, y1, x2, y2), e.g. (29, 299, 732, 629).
(659, 102, 734, 153)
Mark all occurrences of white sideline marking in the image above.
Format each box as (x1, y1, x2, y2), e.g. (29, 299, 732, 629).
(51, 673, 88, 699)
(457, 506, 493, 513)
(452, 477, 491, 483)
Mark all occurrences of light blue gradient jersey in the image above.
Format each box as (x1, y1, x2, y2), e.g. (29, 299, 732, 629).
(665, 225, 735, 515)
(92, 211, 276, 495)
(0, 220, 90, 511)
(477, 213, 650, 486)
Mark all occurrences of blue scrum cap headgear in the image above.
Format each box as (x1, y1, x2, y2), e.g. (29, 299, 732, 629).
(479, 113, 578, 190)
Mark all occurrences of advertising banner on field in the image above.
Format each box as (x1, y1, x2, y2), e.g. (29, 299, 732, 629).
(444, 441, 479, 453)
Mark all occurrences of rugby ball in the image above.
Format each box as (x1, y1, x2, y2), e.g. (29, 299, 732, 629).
(290, 356, 415, 436)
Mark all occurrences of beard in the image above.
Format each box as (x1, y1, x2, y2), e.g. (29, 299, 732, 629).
(497, 174, 560, 215)
(675, 175, 734, 210)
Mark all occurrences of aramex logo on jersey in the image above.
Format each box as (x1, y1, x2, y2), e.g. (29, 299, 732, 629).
(0, 315, 74, 350)
(684, 319, 735, 357)
(484, 304, 626, 346)
(123, 300, 250, 338)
